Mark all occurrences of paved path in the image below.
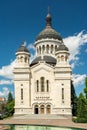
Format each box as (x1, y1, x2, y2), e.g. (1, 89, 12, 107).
(0, 118, 87, 129)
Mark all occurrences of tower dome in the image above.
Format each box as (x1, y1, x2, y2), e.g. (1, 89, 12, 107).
(17, 43, 29, 53)
(57, 44, 69, 51)
(36, 12, 62, 41)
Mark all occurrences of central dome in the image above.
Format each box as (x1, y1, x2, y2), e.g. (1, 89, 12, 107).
(36, 12, 62, 41)
(36, 27, 62, 41)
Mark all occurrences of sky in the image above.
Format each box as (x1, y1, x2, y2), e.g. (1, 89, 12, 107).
(0, 0, 87, 98)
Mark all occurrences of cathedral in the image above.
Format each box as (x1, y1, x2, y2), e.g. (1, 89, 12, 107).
(13, 12, 72, 119)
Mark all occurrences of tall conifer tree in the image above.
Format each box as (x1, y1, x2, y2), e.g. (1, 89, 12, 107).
(84, 77, 87, 99)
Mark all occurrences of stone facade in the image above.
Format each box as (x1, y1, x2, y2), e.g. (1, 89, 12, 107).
(13, 12, 72, 118)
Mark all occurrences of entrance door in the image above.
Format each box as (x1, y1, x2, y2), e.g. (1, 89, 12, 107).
(34, 105, 38, 114)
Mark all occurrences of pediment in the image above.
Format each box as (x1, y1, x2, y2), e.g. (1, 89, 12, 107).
(34, 66, 50, 73)
(31, 62, 54, 73)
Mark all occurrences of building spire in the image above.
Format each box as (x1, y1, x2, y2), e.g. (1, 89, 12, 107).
(48, 6, 50, 14)
(46, 7, 52, 28)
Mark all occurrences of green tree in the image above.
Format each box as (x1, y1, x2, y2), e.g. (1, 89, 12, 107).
(5, 92, 14, 117)
(77, 93, 87, 123)
(77, 93, 85, 117)
(84, 77, 87, 99)
(6, 100, 14, 116)
(75, 77, 87, 123)
(71, 81, 78, 116)
(7, 92, 13, 103)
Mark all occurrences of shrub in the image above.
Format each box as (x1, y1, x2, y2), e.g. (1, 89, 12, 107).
(72, 117, 77, 123)
(77, 117, 87, 123)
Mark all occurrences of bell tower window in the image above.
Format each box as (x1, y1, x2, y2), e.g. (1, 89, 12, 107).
(21, 88, 23, 100)
(62, 88, 64, 103)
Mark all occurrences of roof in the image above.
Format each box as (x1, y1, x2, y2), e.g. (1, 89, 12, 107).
(36, 28, 62, 41)
(57, 44, 69, 51)
(30, 55, 56, 66)
(36, 12, 62, 41)
(16, 44, 29, 53)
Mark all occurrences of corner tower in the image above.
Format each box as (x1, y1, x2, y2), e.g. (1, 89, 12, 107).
(54, 44, 72, 118)
(13, 43, 31, 115)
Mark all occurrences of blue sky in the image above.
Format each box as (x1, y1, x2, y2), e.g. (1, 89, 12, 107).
(0, 0, 87, 98)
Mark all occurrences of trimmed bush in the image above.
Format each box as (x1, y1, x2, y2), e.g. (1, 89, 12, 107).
(77, 117, 87, 123)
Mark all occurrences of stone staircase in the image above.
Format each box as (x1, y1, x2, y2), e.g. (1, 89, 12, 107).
(13, 114, 68, 119)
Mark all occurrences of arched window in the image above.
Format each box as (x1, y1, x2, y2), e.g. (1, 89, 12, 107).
(39, 46, 41, 54)
(47, 45, 49, 53)
(46, 80, 49, 92)
(55, 45, 57, 52)
(51, 45, 53, 53)
(20, 56, 23, 62)
(41, 77, 45, 92)
(58, 56, 60, 62)
(21, 88, 23, 100)
(36, 80, 39, 92)
(25, 57, 27, 63)
(61, 55, 64, 61)
(42, 45, 45, 54)
(65, 56, 68, 61)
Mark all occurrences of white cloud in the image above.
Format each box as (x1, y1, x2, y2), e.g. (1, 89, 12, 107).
(30, 53, 35, 63)
(0, 60, 16, 79)
(27, 43, 35, 51)
(63, 31, 87, 68)
(27, 43, 36, 62)
(73, 74, 86, 87)
(0, 79, 13, 85)
(0, 87, 10, 97)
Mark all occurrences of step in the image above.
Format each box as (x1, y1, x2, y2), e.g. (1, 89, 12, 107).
(13, 114, 68, 119)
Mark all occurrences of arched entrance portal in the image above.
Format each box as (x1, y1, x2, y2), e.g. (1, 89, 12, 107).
(34, 104, 51, 114)
(46, 105, 51, 114)
(40, 105, 44, 114)
(34, 105, 38, 114)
